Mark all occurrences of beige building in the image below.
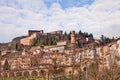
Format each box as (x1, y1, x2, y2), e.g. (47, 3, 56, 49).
(0, 50, 11, 56)
(8, 55, 31, 70)
(20, 33, 38, 46)
(43, 45, 66, 53)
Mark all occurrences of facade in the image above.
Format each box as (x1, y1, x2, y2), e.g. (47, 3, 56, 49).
(0, 50, 11, 56)
(57, 41, 67, 46)
(43, 45, 66, 53)
(8, 55, 31, 70)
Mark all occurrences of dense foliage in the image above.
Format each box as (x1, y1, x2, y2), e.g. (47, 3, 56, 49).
(100, 35, 115, 45)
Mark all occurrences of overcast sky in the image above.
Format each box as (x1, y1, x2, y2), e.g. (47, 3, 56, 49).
(0, 0, 120, 43)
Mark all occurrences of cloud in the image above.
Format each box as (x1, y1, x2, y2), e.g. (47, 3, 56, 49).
(0, 22, 27, 42)
(0, 0, 120, 42)
(0, 0, 48, 14)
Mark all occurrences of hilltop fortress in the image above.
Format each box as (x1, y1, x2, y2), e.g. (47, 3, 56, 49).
(0, 30, 119, 79)
(20, 30, 63, 46)
(20, 30, 96, 48)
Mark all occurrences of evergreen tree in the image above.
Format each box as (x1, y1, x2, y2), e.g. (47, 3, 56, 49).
(89, 33, 93, 38)
(78, 30, 82, 35)
(48, 37, 52, 45)
(64, 31, 67, 40)
(67, 32, 71, 40)
(64, 31, 67, 36)
(101, 35, 104, 44)
(58, 34, 61, 41)
(15, 43, 18, 50)
(32, 38, 38, 46)
(112, 37, 115, 41)
(100, 35, 112, 45)
(3, 59, 10, 70)
(85, 32, 89, 37)
(44, 38, 48, 45)
(16, 43, 23, 51)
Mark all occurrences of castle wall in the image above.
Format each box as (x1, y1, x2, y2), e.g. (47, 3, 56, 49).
(20, 33, 37, 46)
(28, 30, 43, 36)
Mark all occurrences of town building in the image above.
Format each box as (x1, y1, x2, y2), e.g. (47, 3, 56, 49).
(0, 30, 119, 78)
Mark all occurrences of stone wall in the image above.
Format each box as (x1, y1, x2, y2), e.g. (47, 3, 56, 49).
(28, 30, 43, 36)
(20, 33, 37, 46)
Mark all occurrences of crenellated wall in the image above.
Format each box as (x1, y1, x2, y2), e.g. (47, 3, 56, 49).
(28, 30, 44, 36)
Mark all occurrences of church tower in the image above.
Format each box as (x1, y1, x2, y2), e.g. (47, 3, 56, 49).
(71, 31, 76, 48)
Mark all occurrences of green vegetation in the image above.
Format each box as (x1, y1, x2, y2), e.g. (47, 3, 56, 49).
(32, 36, 57, 46)
(100, 35, 115, 45)
(32, 30, 94, 46)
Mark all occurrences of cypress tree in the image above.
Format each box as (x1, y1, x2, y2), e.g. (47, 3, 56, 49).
(3, 59, 10, 70)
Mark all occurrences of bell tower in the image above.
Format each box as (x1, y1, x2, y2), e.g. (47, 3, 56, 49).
(71, 31, 76, 48)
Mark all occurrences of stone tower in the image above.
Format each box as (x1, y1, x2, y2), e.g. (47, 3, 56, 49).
(22, 48, 26, 55)
(71, 31, 76, 48)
